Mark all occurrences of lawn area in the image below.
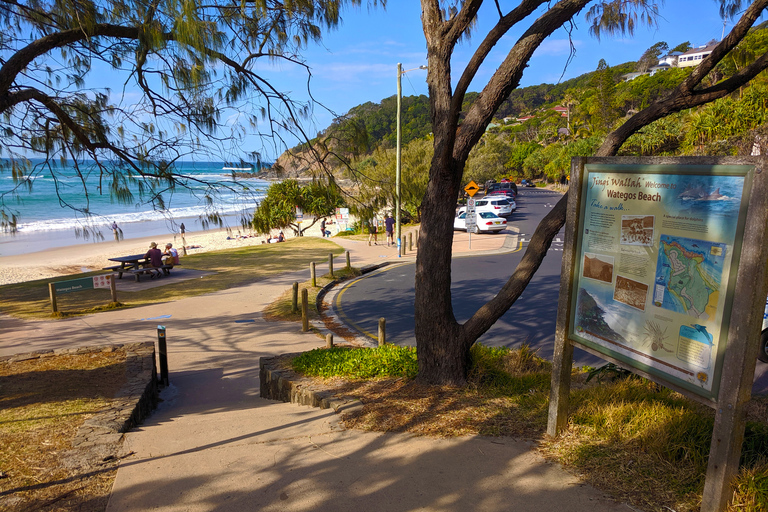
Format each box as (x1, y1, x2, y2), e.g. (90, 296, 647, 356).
(0, 237, 344, 319)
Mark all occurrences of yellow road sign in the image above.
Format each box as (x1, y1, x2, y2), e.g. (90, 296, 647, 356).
(464, 180, 480, 197)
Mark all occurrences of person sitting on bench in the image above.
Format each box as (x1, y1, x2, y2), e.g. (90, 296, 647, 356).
(162, 243, 179, 275)
(145, 242, 164, 278)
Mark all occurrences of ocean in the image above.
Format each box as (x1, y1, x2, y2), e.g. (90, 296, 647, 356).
(0, 160, 272, 256)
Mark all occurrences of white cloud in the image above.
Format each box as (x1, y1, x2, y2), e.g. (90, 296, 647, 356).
(533, 38, 584, 57)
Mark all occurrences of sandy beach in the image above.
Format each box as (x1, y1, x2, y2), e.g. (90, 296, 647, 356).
(0, 221, 336, 286)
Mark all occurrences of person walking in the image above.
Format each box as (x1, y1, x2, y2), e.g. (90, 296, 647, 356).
(111, 221, 121, 242)
(320, 218, 326, 238)
(384, 213, 395, 247)
(367, 218, 378, 246)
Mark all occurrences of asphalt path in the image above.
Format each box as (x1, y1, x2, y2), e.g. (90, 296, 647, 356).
(335, 188, 768, 394)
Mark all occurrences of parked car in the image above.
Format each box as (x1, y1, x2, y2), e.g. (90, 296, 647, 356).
(473, 197, 515, 216)
(521, 179, 536, 187)
(454, 211, 507, 233)
(758, 296, 768, 363)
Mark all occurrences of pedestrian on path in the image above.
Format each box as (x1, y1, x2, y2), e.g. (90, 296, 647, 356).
(385, 213, 395, 247)
(367, 218, 378, 246)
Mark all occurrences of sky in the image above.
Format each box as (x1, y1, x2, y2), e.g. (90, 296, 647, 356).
(244, 0, 738, 159)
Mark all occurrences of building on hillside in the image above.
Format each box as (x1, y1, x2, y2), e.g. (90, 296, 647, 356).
(621, 71, 646, 81)
(677, 44, 718, 68)
(552, 106, 568, 117)
(659, 51, 683, 67)
(649, 63, 672, 76)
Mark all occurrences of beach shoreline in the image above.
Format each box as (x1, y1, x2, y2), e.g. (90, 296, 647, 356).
(0, 220, 336, 286)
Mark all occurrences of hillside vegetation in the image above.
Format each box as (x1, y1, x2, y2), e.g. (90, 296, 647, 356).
(267, 29, 768, 220)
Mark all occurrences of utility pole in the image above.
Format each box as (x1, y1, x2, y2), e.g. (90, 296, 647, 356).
(396, 63, 427, 258)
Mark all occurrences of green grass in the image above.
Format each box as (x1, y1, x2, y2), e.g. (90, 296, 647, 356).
(292, 345, 418, 379)
(0, 237, 344, 319)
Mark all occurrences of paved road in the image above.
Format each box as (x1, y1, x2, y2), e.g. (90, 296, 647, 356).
(335, 188, 604, 366)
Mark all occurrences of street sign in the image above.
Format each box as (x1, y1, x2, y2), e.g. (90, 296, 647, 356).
(464, 181, 481, 197)
(295, 206, 303, 222)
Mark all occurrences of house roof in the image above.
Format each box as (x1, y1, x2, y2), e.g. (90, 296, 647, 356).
(680, 44, 718, 56)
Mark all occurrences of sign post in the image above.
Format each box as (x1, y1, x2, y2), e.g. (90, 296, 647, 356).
(49, 275, 116, 314)
(548, 157, 768, 512)
(465, 197, 477, 249)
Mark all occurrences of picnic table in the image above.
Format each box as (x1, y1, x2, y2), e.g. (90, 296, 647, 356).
(103, 254, 175, 282)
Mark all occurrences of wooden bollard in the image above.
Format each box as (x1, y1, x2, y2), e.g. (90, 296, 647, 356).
(416, 229, 420, 250)
(329, 252, 334, 278)
(402, 234, 406, 255)
(346, 251, 351, 269)
(310, 261, 316, 287)
(409, 232, 413, 251)
(326, 333, 334, 348)
(291, 282, 299, 313)
(378, 317, 386, 346)
(48, 283, 58, 313)
(301, 288, 309, 332)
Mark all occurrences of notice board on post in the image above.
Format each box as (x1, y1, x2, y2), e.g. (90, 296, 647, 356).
(571, 161, 752, 402)
(548, 156, 768, 512)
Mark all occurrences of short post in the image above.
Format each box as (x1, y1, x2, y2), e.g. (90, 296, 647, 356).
(109, 274, 117, 303)
(346, 251, 351, 270)
(416, 229, 420, 250)
(48, 283, 58, 313)
(378, 317, 386, 346)
(409, 232, 413, 252)
(310, 262, 316, 287)
(157, 325, 169, 387)
(402, 235, 407, 255)
(326, 333, 334, 348)
(329, 252, 334, 278)
(301, 288, 309, 332)
(291, 282, 299, 313)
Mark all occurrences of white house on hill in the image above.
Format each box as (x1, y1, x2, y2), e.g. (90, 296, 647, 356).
(677, 44, 718, 68)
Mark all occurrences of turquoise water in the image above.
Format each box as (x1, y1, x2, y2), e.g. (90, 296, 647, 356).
(0, 160, 272, 255)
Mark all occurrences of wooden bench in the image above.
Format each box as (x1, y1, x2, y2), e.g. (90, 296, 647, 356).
(102, 265, 123, 271)
(127, 264, 176, 282)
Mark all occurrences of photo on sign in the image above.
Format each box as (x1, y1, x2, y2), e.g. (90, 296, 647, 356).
(620, 215, 655, 246)
(582, 253, 614, 284)
(614, 275, 649, 311)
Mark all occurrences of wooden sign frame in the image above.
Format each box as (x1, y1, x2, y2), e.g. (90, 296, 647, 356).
(547, 156, 768, 512)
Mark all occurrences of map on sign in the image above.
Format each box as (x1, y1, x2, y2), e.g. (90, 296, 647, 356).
(653, 235, 725, 321)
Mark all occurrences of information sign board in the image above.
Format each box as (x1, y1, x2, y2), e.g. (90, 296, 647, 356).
(569, 163, 752, 401)
(295, 206, 303, 221)
(53, 275, 113, 294)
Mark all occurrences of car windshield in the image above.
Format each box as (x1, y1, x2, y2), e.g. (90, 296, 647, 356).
(493, 200, 509, 205)
(479, 212, 498, 219)
(476, 201, 487, 206)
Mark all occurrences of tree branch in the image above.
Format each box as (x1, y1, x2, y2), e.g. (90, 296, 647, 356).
(455, 0, 592, 163)
(453, 0, 547, 110)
